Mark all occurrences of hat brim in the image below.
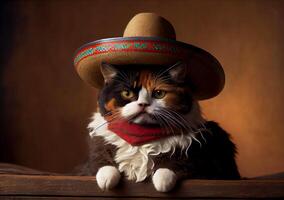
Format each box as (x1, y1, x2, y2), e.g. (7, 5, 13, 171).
(74, 37, 225, 100)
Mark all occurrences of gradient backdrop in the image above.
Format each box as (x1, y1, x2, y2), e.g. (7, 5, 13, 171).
(0, 0, 284, 178)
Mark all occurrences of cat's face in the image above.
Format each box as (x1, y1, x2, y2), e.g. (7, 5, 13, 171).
(98, 62, 193, 128)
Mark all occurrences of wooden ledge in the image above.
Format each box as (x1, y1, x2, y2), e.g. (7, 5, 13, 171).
(0, 174, 284, 199)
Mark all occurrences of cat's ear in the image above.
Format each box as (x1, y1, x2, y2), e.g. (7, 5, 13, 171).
(168, 61, 188, 82)
(100, 62, 118, 83)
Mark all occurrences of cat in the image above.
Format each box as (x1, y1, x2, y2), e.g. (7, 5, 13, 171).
(78, 62, 240, 192)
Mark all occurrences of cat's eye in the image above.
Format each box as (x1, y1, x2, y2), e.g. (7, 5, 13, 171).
(121, 90, 135, 99)
(152, 90, 166, 99)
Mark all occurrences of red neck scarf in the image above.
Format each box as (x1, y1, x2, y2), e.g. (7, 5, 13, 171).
(108, 120, 170, 146)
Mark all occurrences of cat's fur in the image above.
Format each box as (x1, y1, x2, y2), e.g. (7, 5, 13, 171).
(78, 62, 240, 192)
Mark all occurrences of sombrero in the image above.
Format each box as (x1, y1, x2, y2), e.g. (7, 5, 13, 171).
(74, 13, 225, 100)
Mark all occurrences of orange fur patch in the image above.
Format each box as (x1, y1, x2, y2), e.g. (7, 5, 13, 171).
(104, 98, 120, 121)
(105, 98, 117, 112)
(138, 70, 155, 90)
(137, 70, 190, 107)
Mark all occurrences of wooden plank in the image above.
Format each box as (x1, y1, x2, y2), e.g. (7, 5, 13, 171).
(0, 197, 233, 200)
(0, 197, 240, 200)
(0, 174, 284, 199)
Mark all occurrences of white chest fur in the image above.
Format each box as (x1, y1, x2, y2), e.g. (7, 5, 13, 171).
(88, 106, 204, 182)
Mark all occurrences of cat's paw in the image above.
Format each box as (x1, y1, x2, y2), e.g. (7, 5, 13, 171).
(152, 168, 177, 192)
(96, 166, 121, 190)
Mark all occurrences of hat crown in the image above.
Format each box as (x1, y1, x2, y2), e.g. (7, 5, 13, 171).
(123, 13, 176, 40)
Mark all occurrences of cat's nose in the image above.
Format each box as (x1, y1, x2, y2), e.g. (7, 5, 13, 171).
(138, 103, 150, 108)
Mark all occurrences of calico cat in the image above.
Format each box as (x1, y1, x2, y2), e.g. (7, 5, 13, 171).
(79, 62, 240, 192)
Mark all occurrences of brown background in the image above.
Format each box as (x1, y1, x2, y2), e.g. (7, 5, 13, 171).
(0, 0, 283, 178)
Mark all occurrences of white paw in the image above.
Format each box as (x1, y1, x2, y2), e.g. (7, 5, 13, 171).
(96, 166, 121, 190)
(152, 168, 177, 192)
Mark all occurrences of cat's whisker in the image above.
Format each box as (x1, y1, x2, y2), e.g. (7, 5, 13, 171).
(191, 135, 202, 148)
(113, 72, 134, 87)
(155, 112, 175, 135)
(199, 121, 212, 135)
(157, 78, 172, 85)
(155, 111, 174, 128)
(159, 114, 180, 134)
(185, 137, 192, 158)
(161, 108, 189, 127)
(159, 109, 190, 133)
(152, 113, 171, 135)
(114, 71, 130, 83)
(129, 72, 137, 85)
(114, 78, 130, 86)
(157, 110, 183, 136)
(165, 108, 205, 139)
(157, 76, 172, 82)
(165, 108, 195, 131)
(102, 110, 114, 117)
(188, 119, 210, 141)
(94, 121, 112, 131)
(155, 110, 175, 134)
(159, 109, 206, 147)
(199, 131, 207, 143)
(119, 71, 129, 81)
(158, 111, 184, 135)
(155, 62, 182, 80)
(153, 74, 171, 85)
(94, 112, 121, 130)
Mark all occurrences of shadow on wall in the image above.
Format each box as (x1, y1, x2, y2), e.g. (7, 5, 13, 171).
(0, 1, 17, 162)
(0, 1, 91, 172)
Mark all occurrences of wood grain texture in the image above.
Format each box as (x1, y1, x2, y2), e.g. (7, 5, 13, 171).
(0, 197, 241, 200)
(0, 174, 284, 199)
(0, 163, 57, 175)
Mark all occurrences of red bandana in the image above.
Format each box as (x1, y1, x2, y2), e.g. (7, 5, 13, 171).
(108, 120, 170, 146)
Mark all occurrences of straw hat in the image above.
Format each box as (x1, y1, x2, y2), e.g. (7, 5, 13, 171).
(74, 13, 225, 100)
